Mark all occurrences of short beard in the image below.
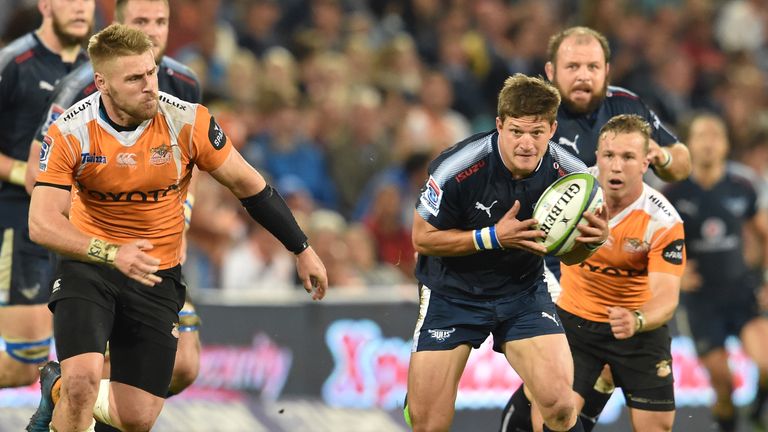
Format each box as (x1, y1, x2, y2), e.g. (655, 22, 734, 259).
(556, 76, 608, 115)
(52, 16, 90, 48)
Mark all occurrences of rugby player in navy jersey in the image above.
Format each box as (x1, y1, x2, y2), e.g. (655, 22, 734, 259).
(502, 26, 693, 432)
(665, 113, 768, 432)
(23, 1, 202, 431)
(405, 74, 609, 432)
(0, 0, 93, 390)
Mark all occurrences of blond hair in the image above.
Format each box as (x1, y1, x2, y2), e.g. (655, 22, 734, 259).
(598, 114, 650, 153)
(88, 24, 154, 72)
(497, 73, 560, 124)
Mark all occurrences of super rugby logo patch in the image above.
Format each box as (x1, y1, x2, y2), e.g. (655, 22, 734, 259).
(662, 239, 685, 265)
(39, 136, 53, 172)
(420, 176, 443, 217)
(208, 117, 226, 150)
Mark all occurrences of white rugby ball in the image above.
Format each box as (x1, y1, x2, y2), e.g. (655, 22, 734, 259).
(533, 172, 604, 256)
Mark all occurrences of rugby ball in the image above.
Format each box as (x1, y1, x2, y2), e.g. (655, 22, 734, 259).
(533, 172, 604, 256)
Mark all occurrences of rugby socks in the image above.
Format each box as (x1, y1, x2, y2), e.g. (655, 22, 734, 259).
(51, 378, 62, 405)
(578, 377, 615, 432)
(500, 385, 533, 432)
(93, 421, 120, 432)
(714, 414, 736, 432)
(542, 417, 584, 432)
(750, 371, 768, 425)
(92, 379, 115, 427)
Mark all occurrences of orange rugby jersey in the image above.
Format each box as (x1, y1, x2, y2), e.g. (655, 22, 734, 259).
(557, 184, 686, 322)
(37, 91, 232, 269)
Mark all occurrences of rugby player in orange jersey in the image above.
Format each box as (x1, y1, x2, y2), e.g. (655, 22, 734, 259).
(528, 114, 685, 432)
(25, 4, 206, 423)
(25, 24, 327, 432)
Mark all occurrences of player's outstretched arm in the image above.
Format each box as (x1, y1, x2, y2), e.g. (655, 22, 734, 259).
(209, 150, 328, 299)
(28, 185, 161, 286)
(649, 140, 691, 182)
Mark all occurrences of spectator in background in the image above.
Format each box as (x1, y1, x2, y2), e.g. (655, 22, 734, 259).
(327, 86, 392, 217)
(344, 223, 406, 287)
(236, 0, 283, 59)
(244, 89, 338, 209)
(665, 114, 768, 432)
(395, 69, 471, 161)
(307, 209, 364, 288)
(221, 218, 295, 292)
(363, 180, 416, 280)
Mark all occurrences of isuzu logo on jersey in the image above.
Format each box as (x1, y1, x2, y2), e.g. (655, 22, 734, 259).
(420, 176, 443, 217)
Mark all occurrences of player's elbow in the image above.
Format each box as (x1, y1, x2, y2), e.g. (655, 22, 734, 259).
(28, 200, 50, 246)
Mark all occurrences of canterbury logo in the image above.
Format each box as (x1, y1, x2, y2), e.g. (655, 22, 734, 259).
(558, 135, 579, 154)
(117, 153, 137, 167)
(475, 200, 498, 218)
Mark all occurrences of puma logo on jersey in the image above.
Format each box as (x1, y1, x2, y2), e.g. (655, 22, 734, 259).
(558, 135, 580, 154)
(475, 200, 498, 218)
(541, 312, 559, 326)
(428, 328, 455, 342)
(117, 153, 137, 167)
(39, 80, 54, 91)
(52, 279, 61, 293)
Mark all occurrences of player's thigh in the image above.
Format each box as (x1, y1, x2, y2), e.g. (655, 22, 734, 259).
(0, 304, 52, 338)
(0, 226, 54, 306)
(503, 333, 575, 409)
(699, 348, 732, 389)
(740, 316, 768, 368)
(407, 344, 471, 415)
(109, 381, 165, 427)
(628, 407, 675, 432)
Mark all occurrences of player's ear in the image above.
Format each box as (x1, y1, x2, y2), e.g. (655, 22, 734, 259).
(94, 72, 108, 94)
(38, 0, 51, 18)
(549, 120, 558, 139)
(544, 61, 554, 81)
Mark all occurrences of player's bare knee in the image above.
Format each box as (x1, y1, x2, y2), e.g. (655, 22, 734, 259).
(61, 372, 100, 409)
(540, 399, 576, 430)
(118, 415, 157, 432)
(412, 416, 451, 432)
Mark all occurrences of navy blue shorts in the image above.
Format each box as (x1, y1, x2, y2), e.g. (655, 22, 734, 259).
(683, 287, 759, 356)
(0, 225, 55, 305)
(411, 278, 563, 353)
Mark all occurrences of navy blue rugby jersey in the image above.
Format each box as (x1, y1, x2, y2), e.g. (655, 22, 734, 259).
(0, 33, 87, 222)
(664, 166, 757, 292)
(415, 129, 588, 299)
(34, 55, 201, 144)
(553, 86, 678, 167)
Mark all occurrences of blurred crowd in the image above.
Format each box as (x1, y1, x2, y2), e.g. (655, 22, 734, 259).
(4, 0, 768, 292)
